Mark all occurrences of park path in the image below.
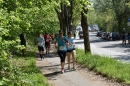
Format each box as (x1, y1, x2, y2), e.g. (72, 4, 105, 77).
(35, 44, 122, 86)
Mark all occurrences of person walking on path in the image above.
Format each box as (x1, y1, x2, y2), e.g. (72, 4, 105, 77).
(66, 31, 76, 70)
(36, 34, 45, 60)
(121, 28, 126, 45)
(44, 33, 51, 54)
(127, 30, 130, 44)
(109, 32, 112, 41)
(55, 30, 68, 74)
(20, 32, 26, 56)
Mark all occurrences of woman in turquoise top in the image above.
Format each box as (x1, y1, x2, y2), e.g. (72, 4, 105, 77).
(66, 31, 76, 70)
(55, 30, 68, 74)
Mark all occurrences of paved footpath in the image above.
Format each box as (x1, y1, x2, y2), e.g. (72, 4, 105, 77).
(36, 45, 122, 86)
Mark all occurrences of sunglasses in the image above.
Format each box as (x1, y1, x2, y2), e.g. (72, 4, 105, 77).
(59, 33, 63, 34)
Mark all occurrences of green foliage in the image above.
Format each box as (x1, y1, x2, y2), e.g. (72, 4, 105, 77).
(92, 0, 130, 32)
(0, 0, 60, 85)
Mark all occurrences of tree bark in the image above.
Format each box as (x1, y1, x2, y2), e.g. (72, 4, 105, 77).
(55, 3, 66, 36)
(55, 1, 74, 35)
(81, 7, 91, 53)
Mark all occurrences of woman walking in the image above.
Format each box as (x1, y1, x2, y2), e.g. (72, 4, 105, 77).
(66, 31, 76, 70)
(36, 34, 45, 60)
(122, 28, 126, 45)
(55, 30, 68, 74)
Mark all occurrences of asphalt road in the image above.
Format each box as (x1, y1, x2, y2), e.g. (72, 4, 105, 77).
(75, 32, 130, 62)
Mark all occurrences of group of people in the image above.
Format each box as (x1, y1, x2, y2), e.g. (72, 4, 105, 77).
(36, 33, 52, 60)
(36, 30, 76, 73)
(55, 30, 76, 74)
(20, 30, 76, 74)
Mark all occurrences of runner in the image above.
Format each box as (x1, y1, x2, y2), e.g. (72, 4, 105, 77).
(66, 31, 76, 70)
(44, 33, 51, 54)
(20, 32, 26, 56)
(55, 30, 68, 74)
(36, 34, 45, 60)
(122, 28, 126, 45)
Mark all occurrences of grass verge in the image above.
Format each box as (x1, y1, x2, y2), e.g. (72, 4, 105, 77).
(76, 48, 130, 85)
(9, 46, 50, 86)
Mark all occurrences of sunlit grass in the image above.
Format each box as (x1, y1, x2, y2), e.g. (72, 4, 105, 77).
(76, 48, 130, 85)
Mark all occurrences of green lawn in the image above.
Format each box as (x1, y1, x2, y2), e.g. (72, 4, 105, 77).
(76, 48, 130, 85)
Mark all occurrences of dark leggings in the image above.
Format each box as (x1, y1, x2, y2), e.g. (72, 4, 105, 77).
(58, 51, 66, 62)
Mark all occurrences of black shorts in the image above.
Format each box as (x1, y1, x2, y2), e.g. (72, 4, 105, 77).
(38, 46, 44, 51)
(58, 51, 66, 62)
(67, 48, 75, 52)
(122, 35, 126, 40)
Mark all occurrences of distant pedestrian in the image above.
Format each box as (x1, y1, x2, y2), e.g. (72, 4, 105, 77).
(66, 31, 76, 70)
(107, 32, 109, 41)
(55, 30, 68, 74)
(109, 32, 112, 41)
(122, 28, 126, 45)
(20, 32, 26, 56)
(44, 33, 51, 54)
(36, 34, 45, 60)
(127, 30, 130, 44)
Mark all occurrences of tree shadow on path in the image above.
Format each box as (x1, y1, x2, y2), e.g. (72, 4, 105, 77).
(44, 71, 61, 80)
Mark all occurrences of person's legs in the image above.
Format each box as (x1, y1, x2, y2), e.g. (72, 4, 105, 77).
(125, 38, 126, 45)
(122, 39, 124, 45)
(110, 37, 112, 41)
(21, 42, 26, 56)
(123, 37, 126, 45)
(48, 43, 51, 54)
(45, 43, 50, 54)
(122, 36, 126, 45)
(66, 51, 71, 69)
(38, 46, 44, 60)
(22, 49, 25, 56)
(122, 37, 124, 45)
(62, 52, 66, 72)
(45, 43, 48, 54)
(41, 47, 44, 59)
(71, 50, 76, 70)
(128, 37, 130, 44)
(58, 51, 66, 73)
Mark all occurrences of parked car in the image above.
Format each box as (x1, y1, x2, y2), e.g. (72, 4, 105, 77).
(97, 31, 102, 37)
(78, 30, 83, 39)
(101, 32, 107, 39)
(112, 32, 120, 40)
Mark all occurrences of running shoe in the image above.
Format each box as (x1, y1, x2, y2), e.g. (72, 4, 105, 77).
(61, 68, 64, 74)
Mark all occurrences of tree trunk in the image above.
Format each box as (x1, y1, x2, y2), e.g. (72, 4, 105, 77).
(55, 1, 74, 36)
(55, 3, 67, 36)
(81, 8, 91, 53)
